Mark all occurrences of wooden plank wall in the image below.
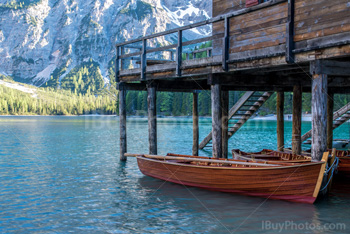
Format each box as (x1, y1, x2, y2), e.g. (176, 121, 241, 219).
(212, 0, 245, 56)
(229, 2, 287, 54)
(213, 0, 245, 17)
(212, 2, 288, 58)
(294, 0, 350, 43)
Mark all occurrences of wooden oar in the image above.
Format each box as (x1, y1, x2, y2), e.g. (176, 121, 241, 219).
(124, 153, 143, 157)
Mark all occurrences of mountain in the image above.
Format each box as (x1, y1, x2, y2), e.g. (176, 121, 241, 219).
(0, 0, 211, 90)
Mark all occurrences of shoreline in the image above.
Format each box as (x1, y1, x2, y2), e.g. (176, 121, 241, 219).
(0, 114, 313, 121)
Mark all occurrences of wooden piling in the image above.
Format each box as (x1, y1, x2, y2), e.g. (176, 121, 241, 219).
(327, 92, 334, 149)
(192, 91, 199, 156)
(312, 74, 328, 161)
(221, 90, 229, 158)
(292, 85, 302, 155)
(277, 92, 284, 151)
(119, 83, 127, 161)
(212, 84, 222, 158)
(147, 82, 157, 155)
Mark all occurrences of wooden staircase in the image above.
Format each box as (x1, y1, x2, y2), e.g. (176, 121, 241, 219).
(301, 103, 350, 142)
(199, 91, 274, 149)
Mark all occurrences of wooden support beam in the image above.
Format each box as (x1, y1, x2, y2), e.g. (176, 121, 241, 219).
(310, 60, 350, 77)
(292, 85, 302, 155)
(277, 92, 284, 151)
(212, 84, 222, 158)
(222, 16, 229, 71)
(221, 90, 229, 158)
(119, 83, 127, 161)
(121, 80, 210, 92)
(147, 82, 157, 155)
(176, 30, 182, 77)
(192, 91, 199, 156)
(327, 92, 334, 149)
(312, 74, 328, 161)
(285, 0, 295, 63)
(141, 39, 147, 80)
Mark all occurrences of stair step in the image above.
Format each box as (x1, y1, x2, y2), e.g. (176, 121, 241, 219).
(235, 114, 252, 116)
(237, 109, 254, 112)
(246, 99, 264, 102)
(241, 104, 260, 107)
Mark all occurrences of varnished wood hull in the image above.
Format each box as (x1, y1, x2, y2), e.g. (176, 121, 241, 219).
(137, 155, 326, 204)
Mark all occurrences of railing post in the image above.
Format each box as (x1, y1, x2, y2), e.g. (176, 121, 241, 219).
(120, 46, 125, 71)
(223, 16, 229, 71)
(176, 30, 182, 77)
(116, 46, 120, 83)
(286, 0, 295, 63)
(141, 39, 147, 80)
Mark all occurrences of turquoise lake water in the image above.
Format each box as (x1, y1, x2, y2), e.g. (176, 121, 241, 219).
(1, 116, 350, 233)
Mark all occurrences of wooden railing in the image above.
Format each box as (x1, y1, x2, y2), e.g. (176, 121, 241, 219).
(115, 0, 288, 82)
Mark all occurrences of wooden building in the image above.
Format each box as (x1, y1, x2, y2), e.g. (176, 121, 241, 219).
(116, 0, 350, 162)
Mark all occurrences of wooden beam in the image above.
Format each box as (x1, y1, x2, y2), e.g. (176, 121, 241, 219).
(312, 74, 328, 161)
(292, 85, 302, 155)
(212, 84, 222, 158)
(310, 60, 350, 77)
(294, 32, 350, 54)
(192, 91, 199, 156)
(147, 82, 157, 155)
(209, 73, 312, 88)
(277, 92, 284, 151)
(285, 0, 295, 63)
(176, 30, 182, 77)
(222, 16, 229, 71)
(119, 83, 127, 161)
(221, 90, 229, 158)
(121, 80, 210, 92)
(116, 46, 120, 83)
(327, 91, 334, 149)
(120, 46, 125, 71)
(141, 39, 147, 80)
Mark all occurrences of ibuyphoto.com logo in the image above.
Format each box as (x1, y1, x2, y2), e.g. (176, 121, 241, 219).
(262, 220, 346, 233)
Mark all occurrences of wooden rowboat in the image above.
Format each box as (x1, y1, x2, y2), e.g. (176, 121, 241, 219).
(286, 148, 350, 176)
(326, 149, 350, 176)
(132, 152, 329, 204)
(232, 149, 311, 163)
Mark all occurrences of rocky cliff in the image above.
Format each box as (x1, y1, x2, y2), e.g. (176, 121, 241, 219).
(0, 0, 211, 88)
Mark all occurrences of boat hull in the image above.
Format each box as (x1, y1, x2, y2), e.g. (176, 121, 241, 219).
(327, 150, 350, 176)
(137, 156, 324, 204)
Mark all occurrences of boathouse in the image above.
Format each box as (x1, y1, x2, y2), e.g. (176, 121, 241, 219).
(116, 0, 350, 162)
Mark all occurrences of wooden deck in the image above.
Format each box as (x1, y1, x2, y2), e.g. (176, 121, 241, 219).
(117, 0, 350, 162)
(116, 0, 350, 93)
